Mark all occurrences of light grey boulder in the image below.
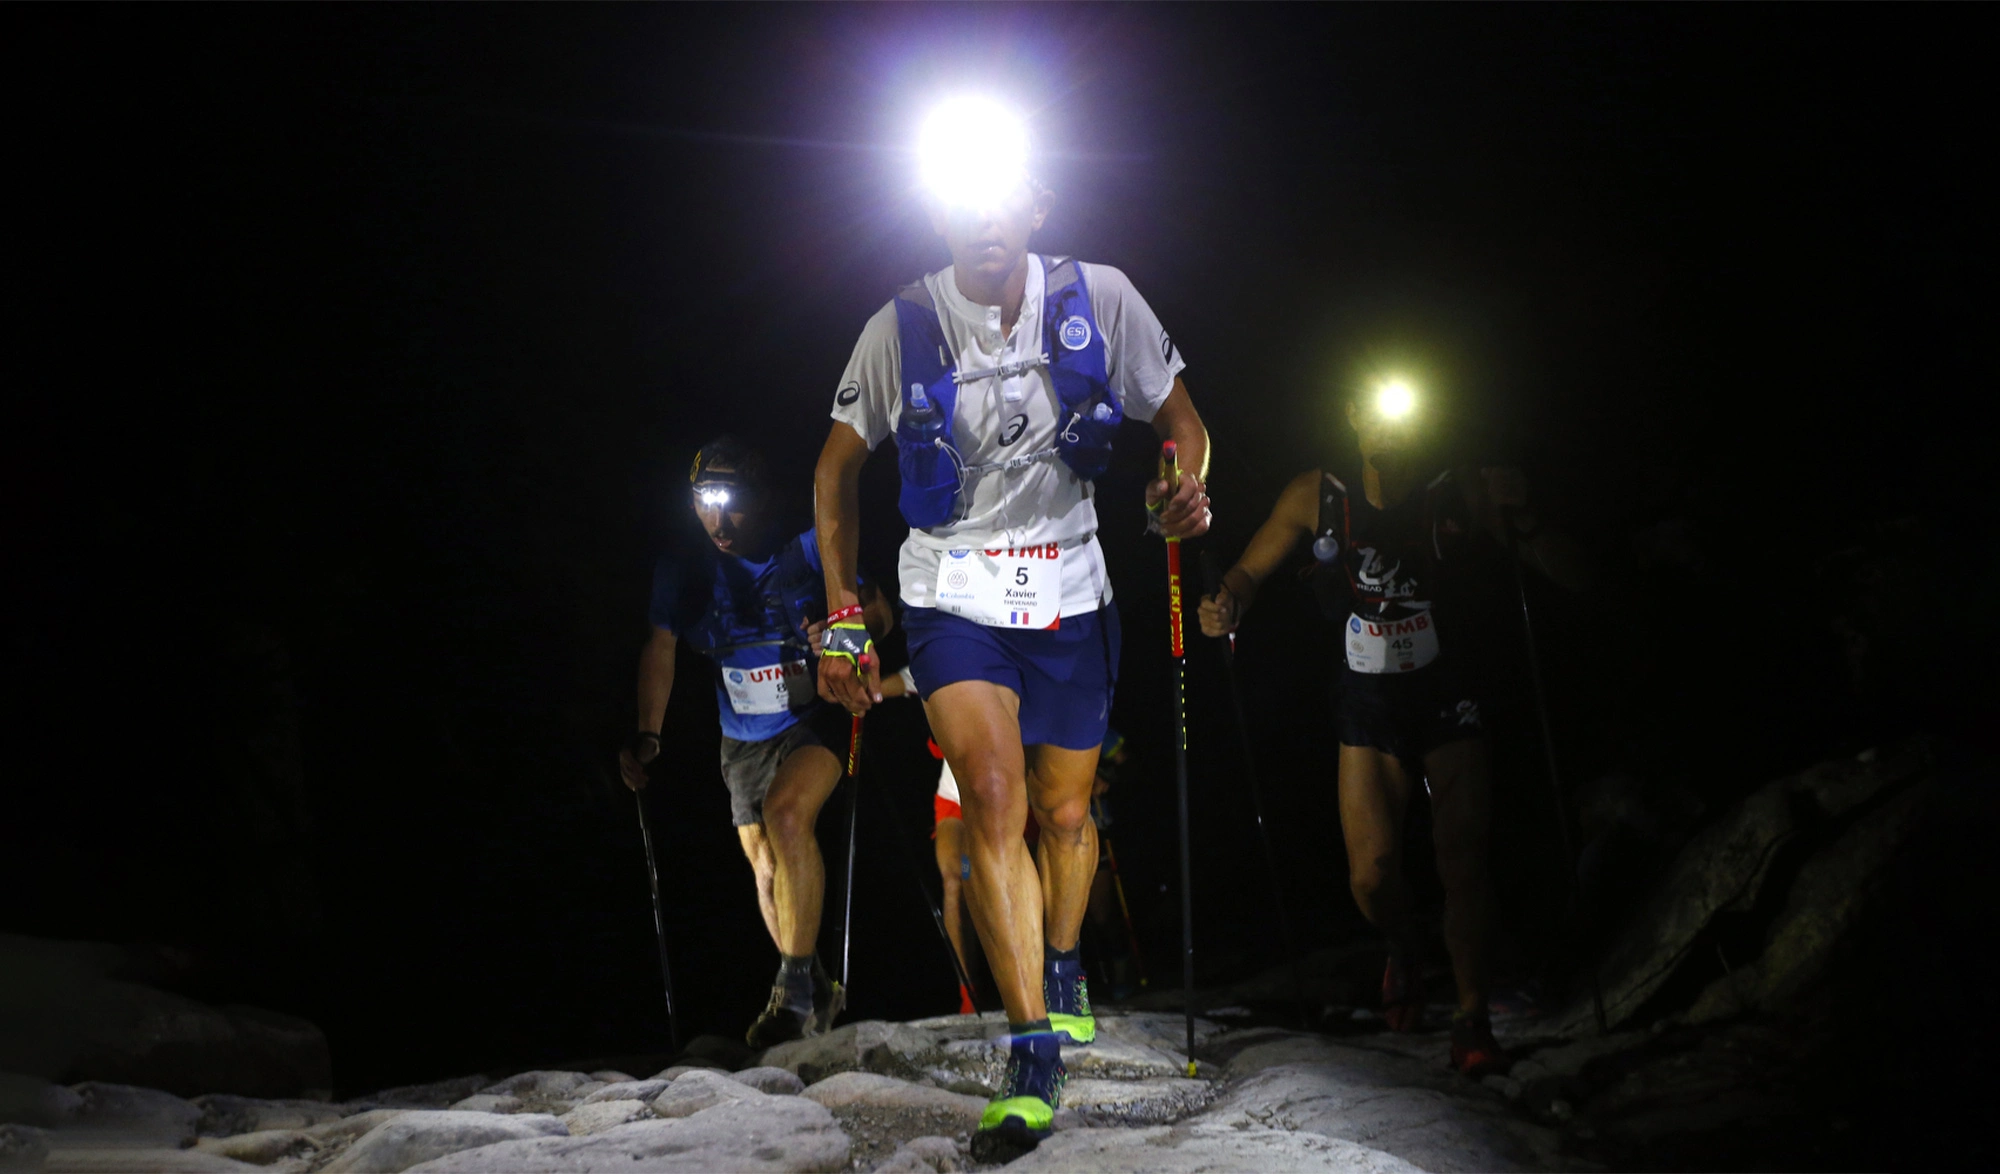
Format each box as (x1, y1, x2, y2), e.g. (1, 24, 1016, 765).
(1062, 1077, 1211, 1125)
(1202, 1034, 1559, 1173)
(578, 1080, 670, 1106)
(40, 1146, 265, 1172)
(873, 1135, 961, 1173)
(192, 1128, 316, 1164)
(401, 1096, 848, 1173)
(444, 1095, 521, 1114)
(64, 1082, 201, 1147)
(798, 1072, 984, 1131)
(0, 1074, 82, 1129)
(344, 1078, 487, 1112)
(192, 1095, 344, 1138)
(320, 1110, 566, 1173)
(559, 1099, 654, 1136)
(1, 1125, 49, 1174)
(727, 1067, 804, 1096)
(1005, 1123, 1424, 1173)
(649, 1070, 762, 1119)
(586, 1071, 635, 1085)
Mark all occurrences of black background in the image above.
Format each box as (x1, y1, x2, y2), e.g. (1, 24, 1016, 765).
(4, 5, 1989, 1095)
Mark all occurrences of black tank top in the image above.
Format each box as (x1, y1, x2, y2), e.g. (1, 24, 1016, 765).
(1309, 467, 1474, 638)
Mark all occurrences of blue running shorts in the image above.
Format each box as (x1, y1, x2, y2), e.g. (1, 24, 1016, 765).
(904, 604, 1121, 751)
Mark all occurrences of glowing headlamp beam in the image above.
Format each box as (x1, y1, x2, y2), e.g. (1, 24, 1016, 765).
(1374, 380, 1417, 421)
(695, 487, 733, 508)
(917, 96, 1030, 211)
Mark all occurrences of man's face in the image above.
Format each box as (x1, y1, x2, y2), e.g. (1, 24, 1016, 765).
(927, 179, 1051, 288)
(1347, 398, 1423, 473)
(692, 471, 759, 555)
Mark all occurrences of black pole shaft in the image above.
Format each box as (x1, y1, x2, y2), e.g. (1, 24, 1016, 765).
(865, 751, 983, 1007)
(1202, 550, 1309, 1027)
(635, 790, 681, 1053)
(1505, 518, 1608, 1035)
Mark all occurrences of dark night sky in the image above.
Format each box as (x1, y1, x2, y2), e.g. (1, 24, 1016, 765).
(4, 6, 1989, 1093)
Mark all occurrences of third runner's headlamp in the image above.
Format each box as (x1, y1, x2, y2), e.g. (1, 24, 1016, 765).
(917, 95, 1031, 211)
(690, 443, 750, 509)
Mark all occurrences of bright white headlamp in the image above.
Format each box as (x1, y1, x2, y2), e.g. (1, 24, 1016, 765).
(695, 486, 733, 508)
(1374, 379, 1417, 421)
(917, 95, 1031, 211)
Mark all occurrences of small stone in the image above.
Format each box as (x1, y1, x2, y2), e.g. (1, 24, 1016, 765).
(728, 1067, 805, 1095)
(587, 1071, 636, 1084)
(446, 1094, 523, 1114)
(66, 1082, 202, 1147)
(194, 1095, 346, 1137)
(874, 1134, 961, 1172)
(558, 1099, 654, 1136)
(578, 1080, 671, 1106)
(645, 1064, 725, 1081)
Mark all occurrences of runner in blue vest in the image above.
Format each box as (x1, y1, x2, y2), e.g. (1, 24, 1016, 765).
(812, 97, 1212, 1158)
(619, 436, 904, 1048)
(1197, 383, 1590, 1077)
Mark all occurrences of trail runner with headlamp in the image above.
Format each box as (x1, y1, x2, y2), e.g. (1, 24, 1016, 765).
(814, 96, 1212, 1158)
(618, 437, 903, 1048)
(1198, 386, 1589, 1077)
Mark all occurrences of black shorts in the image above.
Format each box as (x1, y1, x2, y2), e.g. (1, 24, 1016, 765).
(1335, 658, 1485, 765)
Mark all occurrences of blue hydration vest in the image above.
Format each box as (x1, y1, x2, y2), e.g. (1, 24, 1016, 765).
(650, 529, 828, 742)
(891, 255, 1118, 530)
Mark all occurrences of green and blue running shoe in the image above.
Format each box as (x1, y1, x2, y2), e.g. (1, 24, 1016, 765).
(1046, 958, 1095, 1045)
(972, 1030, 1066, 1161)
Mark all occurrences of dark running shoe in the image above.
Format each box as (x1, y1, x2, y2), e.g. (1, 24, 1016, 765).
(1382, 953, 1424, 1033)
(1450, 1012, 1512, 1078)
(745, 985, 811, 1049)
(1045, 958, 1096, 1045)
(971, 1031, 1066, 1162)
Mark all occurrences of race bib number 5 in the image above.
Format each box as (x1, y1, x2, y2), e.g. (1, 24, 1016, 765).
(935, 545, 1062, 629)
(723, 658, 813, 715)
(1345, 611, 1440, 674)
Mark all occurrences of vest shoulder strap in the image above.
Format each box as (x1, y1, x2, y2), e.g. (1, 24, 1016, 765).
(1318, 469, 1351, 545)
(896, 278, 936, 312)
(1042, 254, 1079, 291)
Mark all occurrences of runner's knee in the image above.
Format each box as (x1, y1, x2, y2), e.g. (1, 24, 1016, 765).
(1348, 853, 1399, 902)
(1029, 794, 1091, 841)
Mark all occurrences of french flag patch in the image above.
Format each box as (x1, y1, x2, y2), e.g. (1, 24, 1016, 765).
(1011, 611, 1030, 626)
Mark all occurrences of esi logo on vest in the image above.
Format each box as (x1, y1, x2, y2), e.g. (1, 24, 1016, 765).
(1059, 315, 1092, 351)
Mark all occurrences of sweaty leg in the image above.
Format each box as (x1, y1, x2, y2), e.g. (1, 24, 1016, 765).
(736, 824, 781, 949)
(1338, 744, 1419, 952)
(760, 743, 843, 957)
(927, 681, 1045, 1024)
(1423, 737, 1496, 1017)
(1027, 745, 1102, 954)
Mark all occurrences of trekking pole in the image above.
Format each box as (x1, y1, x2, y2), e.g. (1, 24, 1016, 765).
(866, 747, 985, 1009)
(1200, 550, 1310, 1028)
(1093, 798, 1149, 989)
(634, 788, 682, 1053)
(1504, 510, 1608, 1036)
(1150, 440, 1198, 1077)
(840, 707, 865, 994)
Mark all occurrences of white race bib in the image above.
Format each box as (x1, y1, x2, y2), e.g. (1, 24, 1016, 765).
(1345, 611, 1440, 674)
(722, 657, 813, 715)
(934, 544, 1063, 629)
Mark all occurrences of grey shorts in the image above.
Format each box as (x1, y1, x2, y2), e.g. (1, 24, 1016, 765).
(719, 706, 849, 827)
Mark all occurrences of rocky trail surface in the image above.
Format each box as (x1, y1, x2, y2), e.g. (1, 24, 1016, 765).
(2, 1010, 1569, 1173)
